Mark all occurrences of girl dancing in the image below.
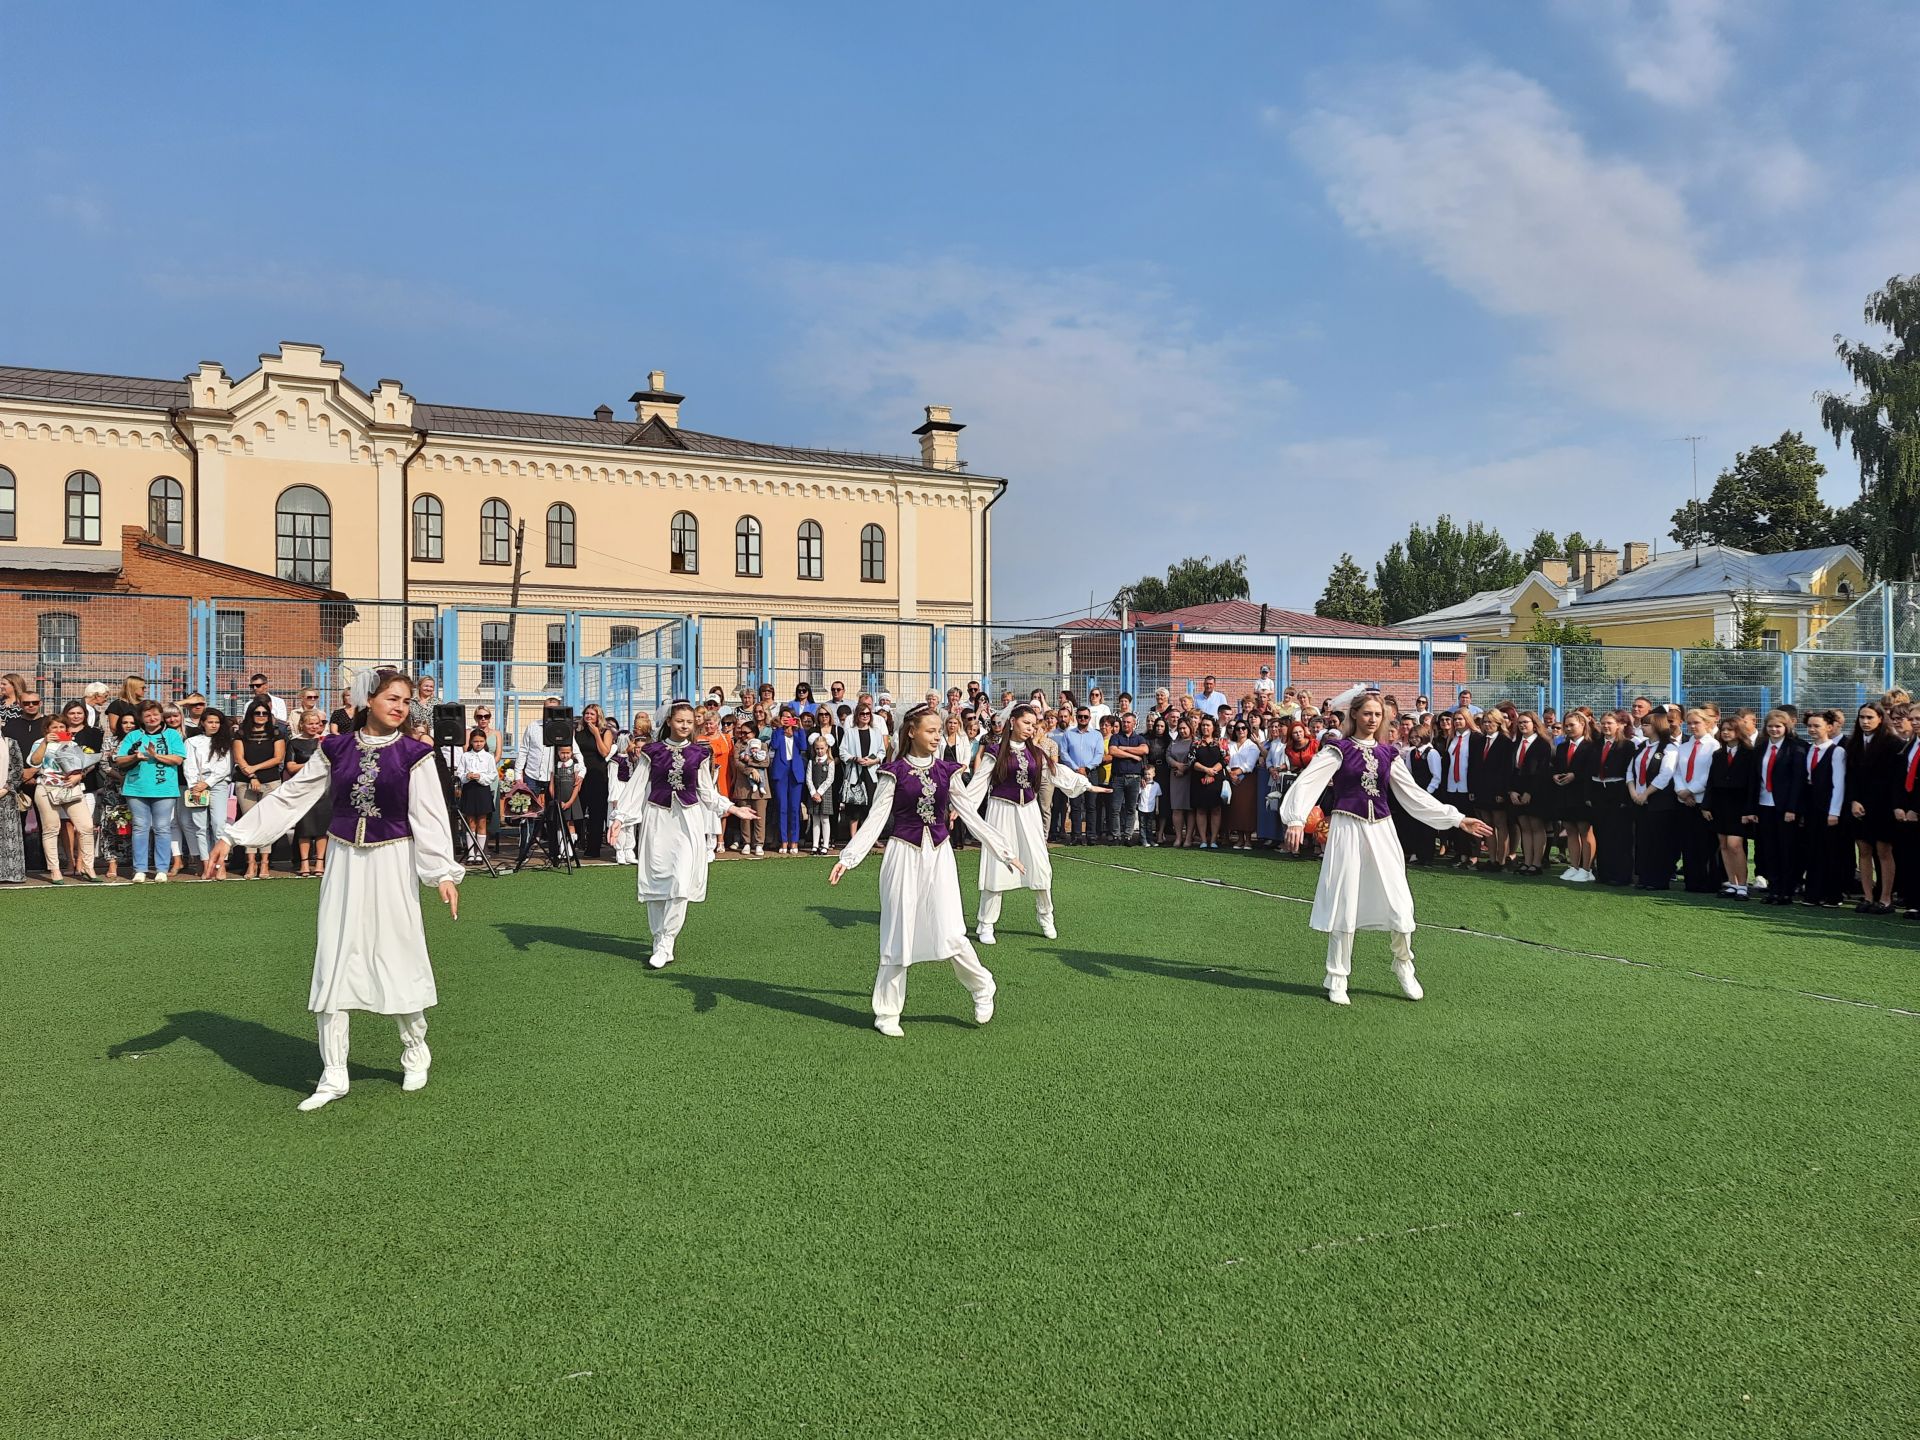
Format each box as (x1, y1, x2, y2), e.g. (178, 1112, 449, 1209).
(607, 701, 757, 969)
(1281, 693, 1491, 1005)
(210, 669, 461, 1112)
(830, 704, 1024, 1038)
(971, 703, 1107, 944)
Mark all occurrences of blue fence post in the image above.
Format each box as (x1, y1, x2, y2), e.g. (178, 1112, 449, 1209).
(1276, 635, 1292, 693)
(1883, 583, 1897, 692)
(1119, 629, 1138, 698)
(931, 625, 948, 693)
(758, 620, 775, 692)
(1670, 648, 1684, 705)
(438, 608, 461, 700)
(1417, 639, 1432, 702)
(686, 617, 702, 700)
(1549, 646, 1564, 716)
(1781, 649, 1795, 707)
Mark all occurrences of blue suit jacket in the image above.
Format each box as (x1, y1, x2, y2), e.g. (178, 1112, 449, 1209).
(769, 730, 809, 789)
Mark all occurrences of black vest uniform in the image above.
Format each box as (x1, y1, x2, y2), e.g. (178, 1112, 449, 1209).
(1633, 738, 1678, 889)
(1797, 743, 1843, 904)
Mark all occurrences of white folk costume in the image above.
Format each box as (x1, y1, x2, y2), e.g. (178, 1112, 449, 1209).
(1279, 733, 1468, 1005)
(610, 736, 735, 968)
(222, 729, 464, 1107)
(838, 754, 1021, 1036)
(970, 739, 1094, 942)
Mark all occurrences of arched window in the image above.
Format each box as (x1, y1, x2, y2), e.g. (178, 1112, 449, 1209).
(0, 466, 15, 541)
(412, 494, 443, 561)
(547, 503, 577, 567)
(735, 516, 762, 577)
(65, 471, 101, 544)
(860, 523, 885, 583)
(275, 485, 332, 584)
(670, 511, 698, 574)
(797, 520, 823, 581)
(148, 477, 184, 548)
(480, 499, 512, 565)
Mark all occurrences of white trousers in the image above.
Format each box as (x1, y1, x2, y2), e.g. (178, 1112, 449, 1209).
(977, 887, 1053, 927)
(647, 898, 689, 957)
(315, 1008, 429, 1093)
(1324, 929, 1416, 979)
(873, 943, 996, 1026)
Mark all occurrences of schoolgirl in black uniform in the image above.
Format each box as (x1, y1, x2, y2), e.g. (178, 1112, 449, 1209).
(1550, 710, 1597, 881)
(1748, 710, 1806, 904)
(1589, 710, 1636, 885)
(1844, 701, 1900, 913)
(1628, 706, 1679, 889)
(1702, 716, 1757, 897)
(1468, 709, 1515, 870)
(1886, 705, 1919, 918)
(1507, 711, 1553, 874)
(1797, 710, 1847, 906)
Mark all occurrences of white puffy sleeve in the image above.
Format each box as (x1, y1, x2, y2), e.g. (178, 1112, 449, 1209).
(612, 761, 650, 826)
(1278, 746, 1340, 827)
(837, 771, 897, 872)
(696, 757, 735, 816)
(224, 745, 333, 850)
(408, 754, 466, 887)
(950, 777, 1021, 867)
(1049, 763, 1094, 798)
(1390, 756, 1466, 829)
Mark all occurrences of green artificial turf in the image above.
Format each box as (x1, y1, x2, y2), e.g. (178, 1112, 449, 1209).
(3, 851, 1914, 1439)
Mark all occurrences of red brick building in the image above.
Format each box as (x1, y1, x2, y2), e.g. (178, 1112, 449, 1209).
(1, 525, 348, 705)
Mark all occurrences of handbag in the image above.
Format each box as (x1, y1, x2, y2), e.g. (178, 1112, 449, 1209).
(42, 780, 86, 807)
(1220, 778, 1233, 803)
(184, 787, 212, 809)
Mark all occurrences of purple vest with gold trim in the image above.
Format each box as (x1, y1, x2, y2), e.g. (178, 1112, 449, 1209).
(1323, 735, 1400, 822)
(983, 742, 1043, 804)
(645, 739, 710, 807)
(322, 731, 433, 846)
(882, 756, 960, 846)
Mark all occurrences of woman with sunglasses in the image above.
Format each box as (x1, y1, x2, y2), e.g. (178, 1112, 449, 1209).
(837, 700, 890, 843)
(232, 700, 286, 879)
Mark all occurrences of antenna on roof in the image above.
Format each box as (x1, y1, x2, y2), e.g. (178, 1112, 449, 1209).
(1671, 435, 1704, 567)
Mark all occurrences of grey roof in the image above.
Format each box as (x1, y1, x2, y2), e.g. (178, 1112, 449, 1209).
(0, 364, 959, 477)
(0, 546, 122, 574)
(1569, 545, 1858, 606)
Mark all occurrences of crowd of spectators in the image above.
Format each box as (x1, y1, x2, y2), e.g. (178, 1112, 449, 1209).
(4, 666, 1915, 920)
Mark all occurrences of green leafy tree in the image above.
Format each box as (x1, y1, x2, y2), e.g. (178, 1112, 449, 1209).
(1115, 554, 1250, 614)
(1561, 531, 1590, 559)
(1373, 517, 1526, 624)
(1730, 589, 1770, 651)
(1314, 553, 1384, 625)
(1520, 530, 1562, 571)
(1667, 432, 1837, 553)
(1820, 275, 1920, 581)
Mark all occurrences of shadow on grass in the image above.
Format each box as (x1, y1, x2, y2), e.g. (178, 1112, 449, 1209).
(1043, 947, 1331, 1000)
(805, 905, 872, 931)
(494, 922, 873, 1029)
(106, 1011, 402, 1092)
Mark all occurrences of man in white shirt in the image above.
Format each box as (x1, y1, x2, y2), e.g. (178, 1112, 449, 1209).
(1194, 676, 1231, 720)
(519, 696, 561, 787)
(247, 673, 289, 727)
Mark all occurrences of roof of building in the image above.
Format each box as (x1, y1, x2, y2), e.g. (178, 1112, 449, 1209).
(1065, 599, 1406, 640)
(0, 546, 123, 575)
(0, 364, 962, 477)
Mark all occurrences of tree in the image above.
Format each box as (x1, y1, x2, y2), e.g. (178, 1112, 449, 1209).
(1314, 553, 1383, 625)
(1522, 529, 1561, 571)
(1115, 554, 1250, 614)
(1373, 517, 1527, 624)
(1561, 531, 1591, 558)
(1667, 431, 1836, 554)
(1730, 589, 1769, 650)
(1821, 276, 1920, 581)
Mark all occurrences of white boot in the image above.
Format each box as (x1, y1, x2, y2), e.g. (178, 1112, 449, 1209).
(302, 1012, 350, 1110)
(974, 997, 995, 1025)
(1390, 933, 1424, 1001)
(1039, 917, 1057, 941)
(398, 1013, 431, 1093)
(1325, 931, 1355, 1006)
(976, 922, 995, 946)
(875, 1019, 905, 1038)
(1325, 977, 1351, 1006)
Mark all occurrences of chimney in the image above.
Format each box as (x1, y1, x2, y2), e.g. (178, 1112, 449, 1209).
(912, 404, 964, 470)
(1623, 541, 1649, 574)
(1588, 547, 1620, 590)
(630, 369, 684, 427)
(1539, 558, 1571, 587)
(593, 404, 613, 423)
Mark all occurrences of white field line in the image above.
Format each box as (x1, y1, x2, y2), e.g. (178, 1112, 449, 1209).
(1058, 855, 1920, 1020)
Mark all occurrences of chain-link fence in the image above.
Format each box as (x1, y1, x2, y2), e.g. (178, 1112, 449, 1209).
(0, 590, 196, 711)
(204, 596, 438, 719)
(764, 618, 939, 707)
(947, 623, 1121, 707)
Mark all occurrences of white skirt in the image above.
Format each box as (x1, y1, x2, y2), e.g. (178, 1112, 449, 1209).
(879, 836, 972, 967)
(978, 796, 1050, 894)
(1308, 812, 1418, 934)
(635, 800, 715, 904)
(310, 840, 438, 1014)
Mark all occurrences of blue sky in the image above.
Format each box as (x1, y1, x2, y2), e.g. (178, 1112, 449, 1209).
(4, 1, 1915, 621)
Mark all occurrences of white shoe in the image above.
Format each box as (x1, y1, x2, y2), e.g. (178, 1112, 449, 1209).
(297, 1085, 346, 1112)
(754, 845, 764, 857)
(1326, 980, 1351, 1006)
(1039, 918, 1057, 940)
(875, 1019, 905, 1038)
(1392, 960, 1425, 1001)
(155, 872, 169, 883)
(1577, 868, 1596, 883)
(976, 923, 995, 945)
(402, 1068, 429, 1093)
(1558, 866, 1578, 881)
(974, 998, 995, 1025)
(132, 874, 147, 883)
(647, 951, 671, 970)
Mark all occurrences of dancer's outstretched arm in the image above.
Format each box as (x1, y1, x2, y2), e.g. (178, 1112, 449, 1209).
(949, 783, 1023, 872)
(829, 773, 897, 883)
(1388, 755, 1479, 833)
(209, 746, 331, 868)
(1278, 746, 1340, 842)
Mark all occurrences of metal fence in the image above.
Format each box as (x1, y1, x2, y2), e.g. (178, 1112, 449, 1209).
(764, 618, 939, 706)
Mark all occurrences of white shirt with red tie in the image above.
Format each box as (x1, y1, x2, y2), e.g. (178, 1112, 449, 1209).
(1444, 734, 1472, 796)
(1756, 738, 1787, 809)
(1630, 740, 1678, 800)
(1805, 740, 1846, 820)
(1674, 733, 1719, 803)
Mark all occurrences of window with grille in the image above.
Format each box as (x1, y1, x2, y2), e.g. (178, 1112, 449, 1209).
(736, 629, 758, 688)
(547, 504, 577, 567)
(797, 520, 823, 581)
(546, 623, 567, 689)
(38, 612, 79, 668)
(670, 512, 698, 574)
(66, 471, 102, 544)
(481, 622, 509, 690)
(148, 477, 184, 548)
(860, 634, 886, 690)
(860, 524, 885, 582)
(215, 610, 246, 667)
(412, 494, 443, 561)
(481, 499, 512, 565)
(1760, 629, 1781, 651)
(275, 485, 331, 583)
(0, 466, 15, 540)
(609, 625, 640, 652)
(412, 618, 436, 671)
(735, 516, 762, 577)
(798, 631, 825, 688)
(1472, 654, 1491, 682)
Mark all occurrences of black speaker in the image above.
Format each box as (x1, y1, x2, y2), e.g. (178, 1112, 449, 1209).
(432, 703, 467, 749)
(541, 707, 576, 747)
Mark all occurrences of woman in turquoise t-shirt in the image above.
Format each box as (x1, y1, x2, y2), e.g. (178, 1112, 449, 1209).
(114, 701, 187, 882)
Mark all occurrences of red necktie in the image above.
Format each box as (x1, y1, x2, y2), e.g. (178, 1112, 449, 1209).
(1602, 740, 1612, 770)
(1685, 742, 1697, 782)
(1639, 749, 1649, 784)
(1519, 737, 1530, 764)
(1765, 743, 1778, 796)
(1808, 745, 1819, 781)
(1452, 739, 1462, 784)
(1907, 744, 1920, 793)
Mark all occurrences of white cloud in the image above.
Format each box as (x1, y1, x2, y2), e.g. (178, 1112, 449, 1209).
(44, 189, 110, 234)
(1289, 65, 1821, 424)
(1576, 0, 1736, 107)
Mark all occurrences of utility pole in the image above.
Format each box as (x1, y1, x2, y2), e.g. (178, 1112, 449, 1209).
(1674, 435, 1704, 566)
(499, 519, 527, 712)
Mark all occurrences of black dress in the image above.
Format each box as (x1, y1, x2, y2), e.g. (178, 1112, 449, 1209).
(1190, 742, 1226, 813)
(287, 737, 334, 841)
(1549, 737, 1595, 823)
(575, 722, 610, 857)
(1469, 733, 1515, 813)
(1508, 734, 1552, 815)
(1845, 733, 1902, 844)
(1704, 743, 1756, 838)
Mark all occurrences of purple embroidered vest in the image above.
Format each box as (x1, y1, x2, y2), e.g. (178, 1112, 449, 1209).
(1323, 735, 1400, 822)
(983, 742, 1042, 804)
(644, 740, 710, 808)
(322, 731, 433, 846)
(882, 756, 960, 846)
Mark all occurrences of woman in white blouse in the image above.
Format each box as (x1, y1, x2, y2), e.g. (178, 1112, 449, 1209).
(182, 707, 235, 880)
